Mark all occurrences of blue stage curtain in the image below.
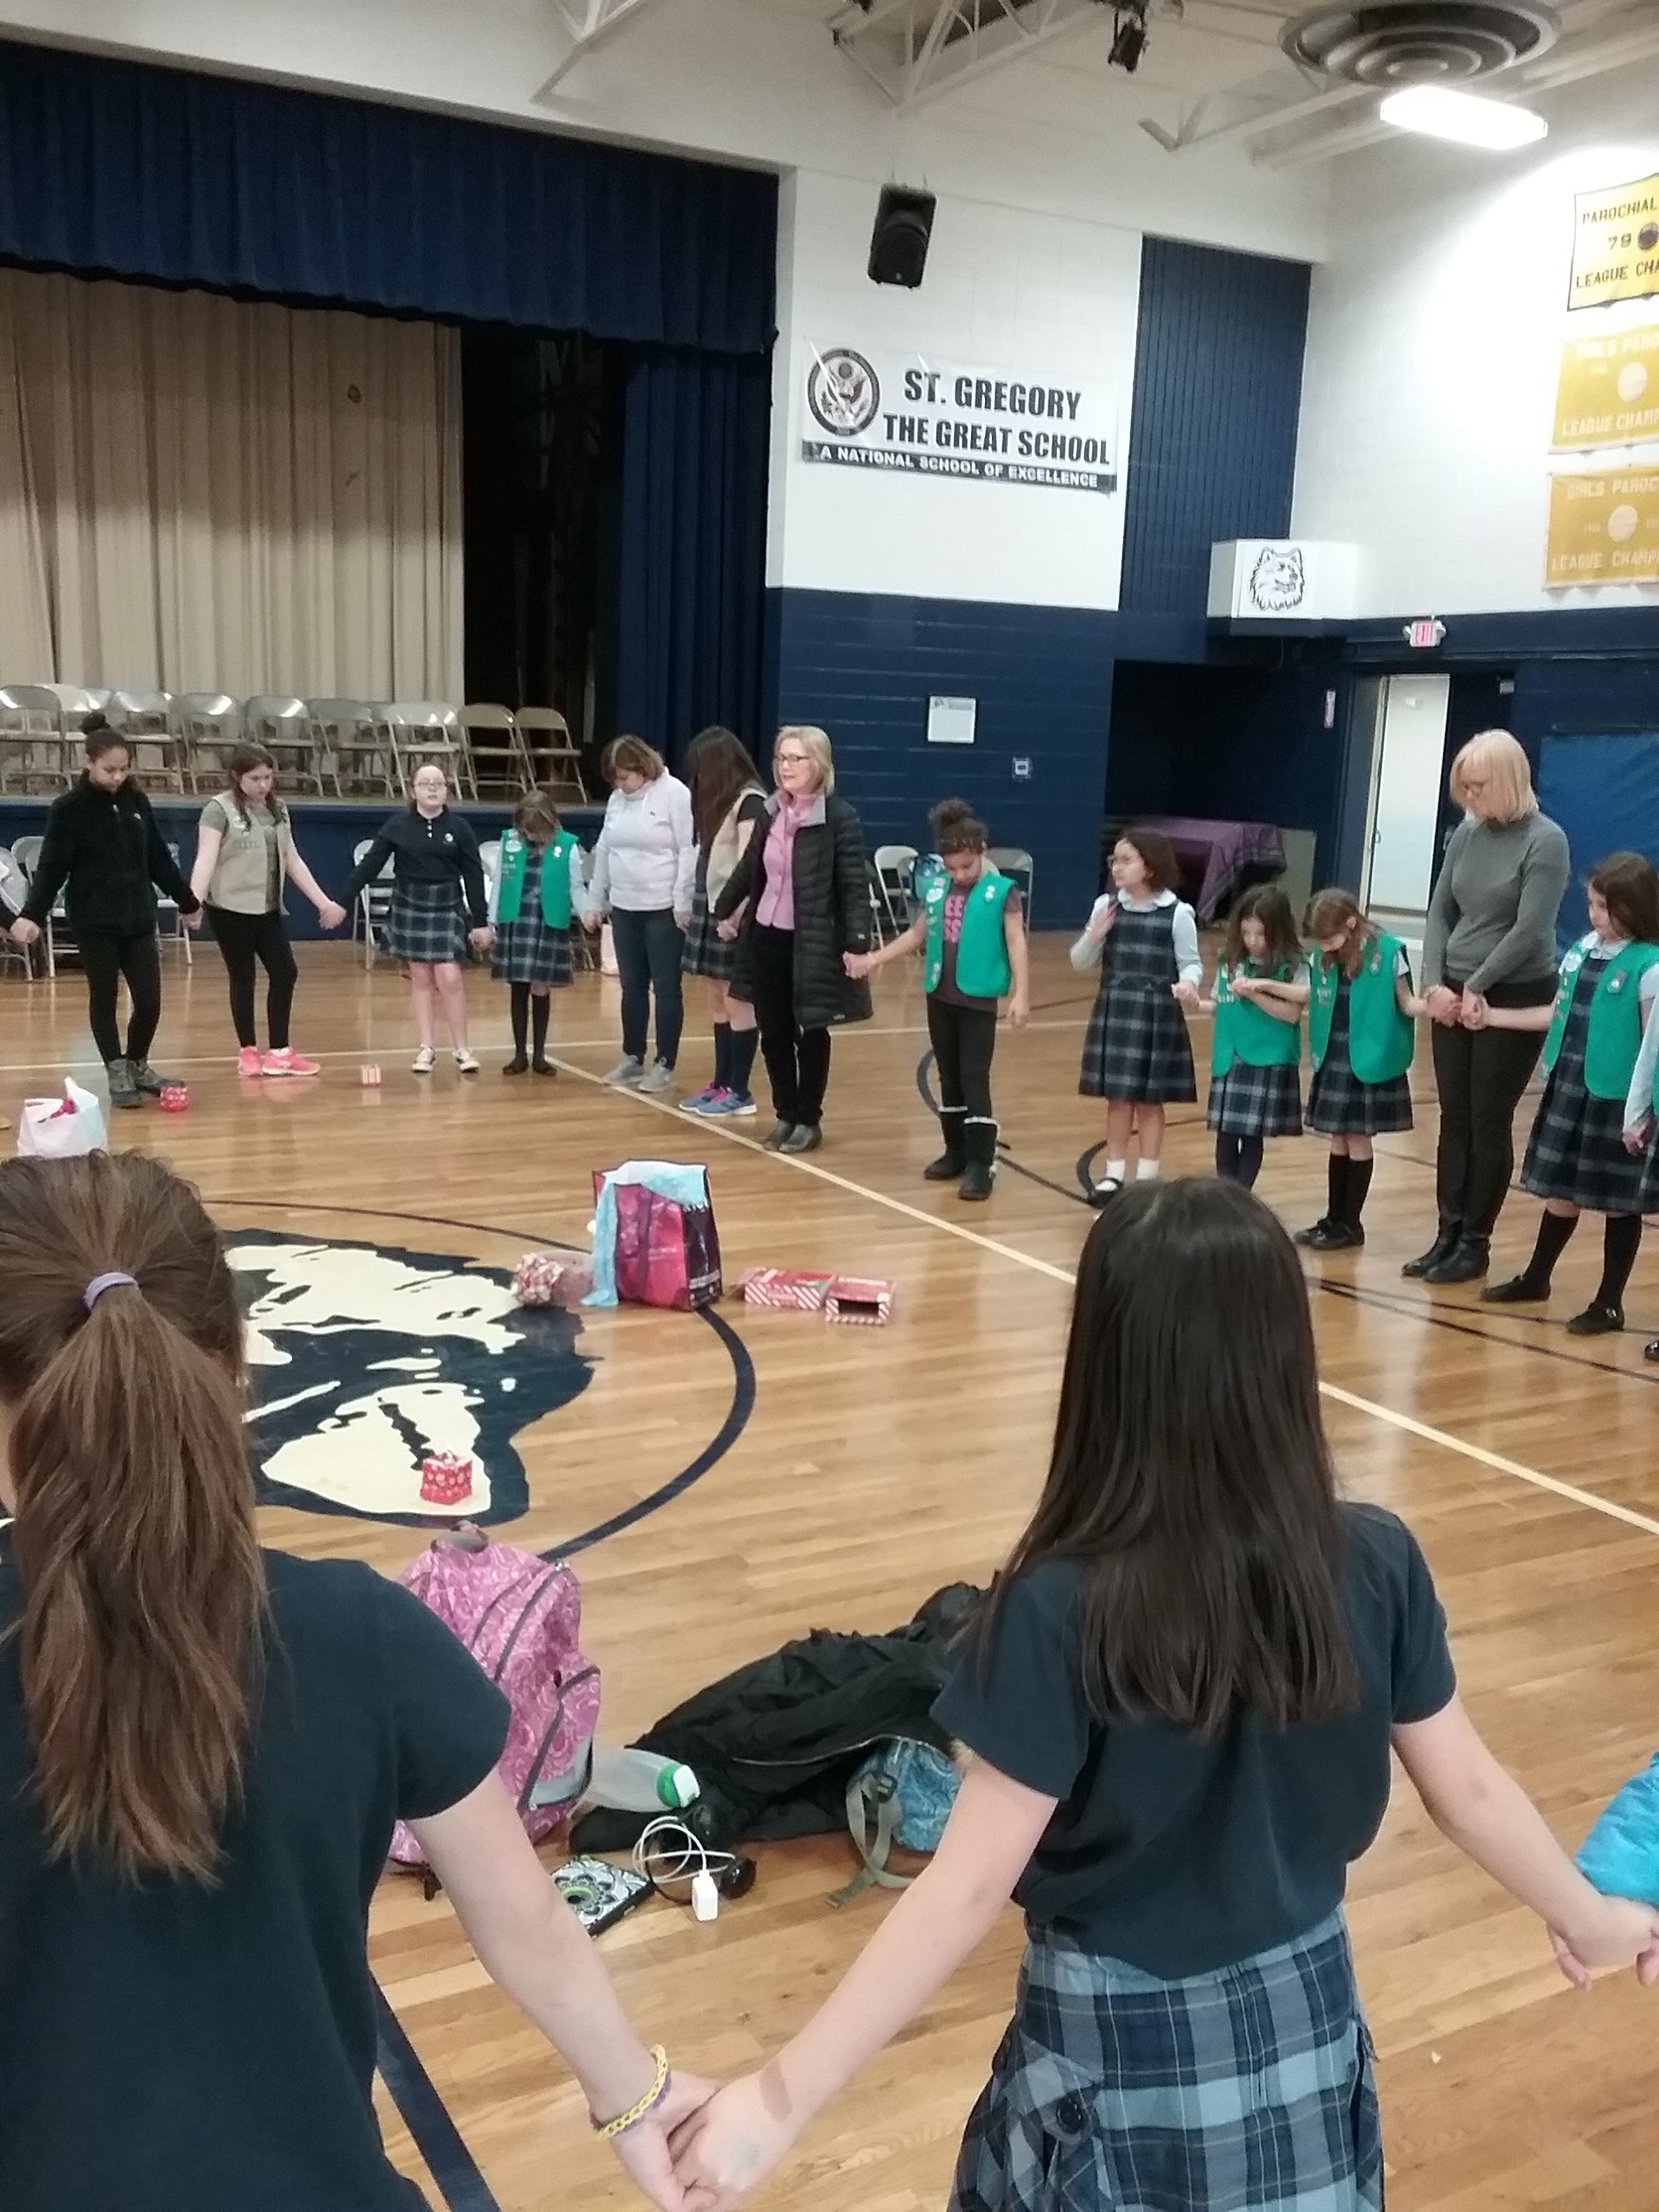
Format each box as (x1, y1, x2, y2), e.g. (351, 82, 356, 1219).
(0, 39, 775, 355)
(616, 349, 772, 761)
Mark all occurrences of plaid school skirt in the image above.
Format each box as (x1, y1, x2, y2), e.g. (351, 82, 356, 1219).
(1079, 986, 1197, 1104)
(1521, 1074, 1646, 1213)
(1306, 992, 1413, 1138)
(682, 885, 737, 982)
(383, 880, 471, 967)
(490, 916, 574, 988)
(951, 1911, 1382, 2212)
(1207, 1060, 1304, 1139)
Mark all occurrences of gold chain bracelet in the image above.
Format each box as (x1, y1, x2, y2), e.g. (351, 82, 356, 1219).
(593, 2046, 671, 2142)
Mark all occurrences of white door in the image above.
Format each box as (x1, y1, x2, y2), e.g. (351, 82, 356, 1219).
(1362, 674, 1450, 916)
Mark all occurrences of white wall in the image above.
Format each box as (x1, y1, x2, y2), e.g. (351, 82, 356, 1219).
(768, 172, 1142, 607)
(1294, 73, 1659, 618)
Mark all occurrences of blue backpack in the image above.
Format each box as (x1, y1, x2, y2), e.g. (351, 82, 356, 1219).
(830, 1739, 961, 1907)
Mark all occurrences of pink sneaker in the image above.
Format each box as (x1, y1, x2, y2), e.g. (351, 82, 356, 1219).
(262, 1048, 320, 1078)
(237, 1046, 262, 1077)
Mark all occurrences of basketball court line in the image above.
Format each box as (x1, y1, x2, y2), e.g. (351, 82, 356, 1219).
(549, 1053, 1659, 1548)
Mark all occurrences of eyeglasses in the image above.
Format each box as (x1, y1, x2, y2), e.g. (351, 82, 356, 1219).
(775, 752, 811, 767)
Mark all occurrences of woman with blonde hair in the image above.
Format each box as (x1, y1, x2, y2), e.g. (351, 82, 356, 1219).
(1407, 731, 1570, 1285)
(0, 1151, 714, 2211)
(712, 725, 872, 1153)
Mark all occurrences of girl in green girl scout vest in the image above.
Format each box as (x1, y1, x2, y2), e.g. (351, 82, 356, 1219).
(1474, 850, 1659, 1336)
(845, 799, 1030, 1203)
(489, 789, 588, 1075)
(1295, 888, 1422, 1253)
(1200, 885, 1308, 1192)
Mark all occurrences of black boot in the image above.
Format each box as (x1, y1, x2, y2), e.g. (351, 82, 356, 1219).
(959, 1118, 997, 1203)
(924, 1108, 967, 1182)
(106, 1057, 143, 1110)
(1403, 1220, 1462, 1279)
(1425, 1233, 1490, 1285)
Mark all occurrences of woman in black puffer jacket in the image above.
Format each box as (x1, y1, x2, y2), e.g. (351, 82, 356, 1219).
(713, 726, 871, 1153)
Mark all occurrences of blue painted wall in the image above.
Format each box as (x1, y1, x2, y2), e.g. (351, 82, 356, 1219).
(767, 587, 1114, 928)
(1118, 239, 1311, 617)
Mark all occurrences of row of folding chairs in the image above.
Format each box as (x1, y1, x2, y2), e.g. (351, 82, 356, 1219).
(868, 843, 1037, 940)
(0, 689, 589, 806)
(0, 837, 193, 981)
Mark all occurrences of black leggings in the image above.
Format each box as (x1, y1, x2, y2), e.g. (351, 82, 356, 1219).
(206, 906, 297, 1050)
(79, 927, 162, 1066)
(927, 996, 998, 1120)
(750, 922, 831, 1128)
(1431, 973, 1556, 1237)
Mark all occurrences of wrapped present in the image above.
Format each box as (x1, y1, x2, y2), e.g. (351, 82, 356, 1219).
(739, 1267, 835, 1312)
(824, 1275, 895, 1327)
(360, 1064, 383, 1088)
(514, 1251, 568, 1308)
(157, 1084, 190, 1113)
(419, 1453, 475, 1506)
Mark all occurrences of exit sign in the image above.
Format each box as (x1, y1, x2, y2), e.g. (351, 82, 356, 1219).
(1405, 617, 1446, 649)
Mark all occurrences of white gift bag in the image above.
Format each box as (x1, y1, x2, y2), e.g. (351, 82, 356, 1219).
(600, 921, 618, 977)
(15, 1077, 108, 1158)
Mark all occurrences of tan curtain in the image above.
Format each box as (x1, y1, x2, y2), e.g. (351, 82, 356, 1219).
(0, 266, 462, 702)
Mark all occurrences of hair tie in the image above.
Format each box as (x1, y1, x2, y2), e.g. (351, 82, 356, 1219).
(83, 1272, 137, 1312)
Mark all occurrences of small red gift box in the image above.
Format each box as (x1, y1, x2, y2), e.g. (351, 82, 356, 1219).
(823, 1275, 895, 1327)
(158, 1084, 190, 1112)
(740, 1267, 834, 1312)
(514, 1252, 568, 1308)
(419, 1453, 475, 1505)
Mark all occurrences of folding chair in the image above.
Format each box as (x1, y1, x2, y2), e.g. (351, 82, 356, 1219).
(0, 685, 75, 793)
(352, 837, 398, 971)
(872, 844, 919, 940)
(246, 696, 323, 795)
(459, 704, 532, 800)
(108, 690, 183, 793)
(988, 846, 1035, 926)
(310, 699, 392, 799)
(172, 693, 242, 793)
(514, 707, 587, 802)
(0, 848, 33, 978)
(155, 842, 193, 965)
(9, 833, 68, 978)
(386, 703, 471, 799)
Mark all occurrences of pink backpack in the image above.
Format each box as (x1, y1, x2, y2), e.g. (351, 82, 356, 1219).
(388, 1530, 600, 1876)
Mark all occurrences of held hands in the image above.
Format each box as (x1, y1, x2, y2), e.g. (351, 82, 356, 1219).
(1625, 1114, 1653, 1157)
(675, 909, 692, 935)
(1549, 1895, 1659, 1991)
(317, 899, 349, 932)
(1424, 985, 1462, 1027)
(469, 926, 493, 954)
(844, 950, 873, 980)
(1459, 990, 1491, 1031)
(183, 908, 204, 932)
(669, 2070, 802, 2210)
(9, 916, 40, 946)
(715, 918, 739, 942)
(611, 2072, 723, 2212)
(1171, 979, 1201, 1011)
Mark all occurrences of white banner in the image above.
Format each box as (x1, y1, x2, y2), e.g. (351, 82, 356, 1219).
(799, 343, 1117, 495)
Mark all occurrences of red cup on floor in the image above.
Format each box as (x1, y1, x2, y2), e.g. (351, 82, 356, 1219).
(158, 1084, 190, 1113)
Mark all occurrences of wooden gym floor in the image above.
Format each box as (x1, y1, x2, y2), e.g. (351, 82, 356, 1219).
(5, 933, 1659, 2212)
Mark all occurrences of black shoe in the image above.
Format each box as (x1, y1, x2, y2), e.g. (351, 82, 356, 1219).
(958, 1120, 998, 1203)
(778, 1123, 823, 1155)
(531, 1055, 556, 1077)
(1424, 1234, 1490, 1285)
(1403, 1224, 1461, 1279)
(1480, 1275, 1549, 1305)
(1305, 1221, 1363, 1252)
(503, 1054, 530, 1076)
(1567, 1302, 1625, 1336)
(128, 1059, 169, 1096)
(1087, 1176, 1124, 1210)
(926, 1108, 966, 1182)
(1645, 1339, 1659, 1363)
(1294, 1218, 1334, 1247)
(923, 1152, 965, 1182)
(106, 1057, 143, 1110)
(762, 1123, 796, 1152)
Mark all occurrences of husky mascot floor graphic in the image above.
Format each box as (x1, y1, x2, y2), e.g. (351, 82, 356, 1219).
(231, 1230, 592, 1528)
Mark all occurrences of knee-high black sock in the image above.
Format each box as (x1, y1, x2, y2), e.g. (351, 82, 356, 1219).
(531, 993, 551, 1060)
(712, 1020, 731, 1091)
(509, 982, 530, 1055)
(1596, 1215, 1643, 1310)
(728, 1025, 759, 1099)
(1237, 1136, 1265, 1190)
(1343, 1157, 1375, 1228)
(1326, 1152, 1349, 1224)
(1215, 1133, 1242, 1181)
(1522, 1208, 1579, 1291)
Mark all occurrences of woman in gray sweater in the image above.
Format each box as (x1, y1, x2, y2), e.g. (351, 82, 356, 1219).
(1407, 732, 1571, 1284)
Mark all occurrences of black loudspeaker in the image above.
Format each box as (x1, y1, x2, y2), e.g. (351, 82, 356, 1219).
(867, 185, 936, 289)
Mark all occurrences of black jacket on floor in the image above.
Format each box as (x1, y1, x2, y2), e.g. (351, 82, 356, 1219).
(714, 791, 872, 1031)
(23, 777, 198, 936)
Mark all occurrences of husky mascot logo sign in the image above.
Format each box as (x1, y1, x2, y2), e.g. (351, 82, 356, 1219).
(1247, 545, 1308, 614)
(233, 1231, 592, 1528)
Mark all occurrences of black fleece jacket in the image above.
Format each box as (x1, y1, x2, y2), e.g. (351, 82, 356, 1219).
(22, 777, 198, 935)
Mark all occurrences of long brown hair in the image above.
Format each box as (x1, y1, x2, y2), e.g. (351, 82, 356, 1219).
(978, 1179, 1357, 1735)
(0, 1153, 265, 1882)
(514, 787, 562, 846)
(1304, 887, 1375, 981)
(1223, 884, 1301, 975)
(223, 741, 287, 830)
(684, 726, 763, 851)
(1589, 851, 1659, 944)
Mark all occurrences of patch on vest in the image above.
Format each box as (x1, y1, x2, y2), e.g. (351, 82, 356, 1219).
(231, 1230, 592, 1527)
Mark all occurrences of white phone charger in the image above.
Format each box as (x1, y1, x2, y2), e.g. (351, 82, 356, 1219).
(690, 1870, 720, 1923)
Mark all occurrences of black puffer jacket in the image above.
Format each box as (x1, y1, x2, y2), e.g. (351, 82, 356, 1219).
(714, 791, 872, 1030)
(22, 776, 198, 935)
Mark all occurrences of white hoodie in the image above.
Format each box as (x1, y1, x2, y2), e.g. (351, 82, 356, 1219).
(586, 772, 696, 916)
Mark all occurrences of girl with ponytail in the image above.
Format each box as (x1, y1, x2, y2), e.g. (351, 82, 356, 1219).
(0, 1152, 713, 2211)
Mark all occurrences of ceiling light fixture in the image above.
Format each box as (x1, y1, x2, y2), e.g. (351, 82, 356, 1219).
(1109, 3, 1148, 72)
(1379, 85, 1548, 149)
